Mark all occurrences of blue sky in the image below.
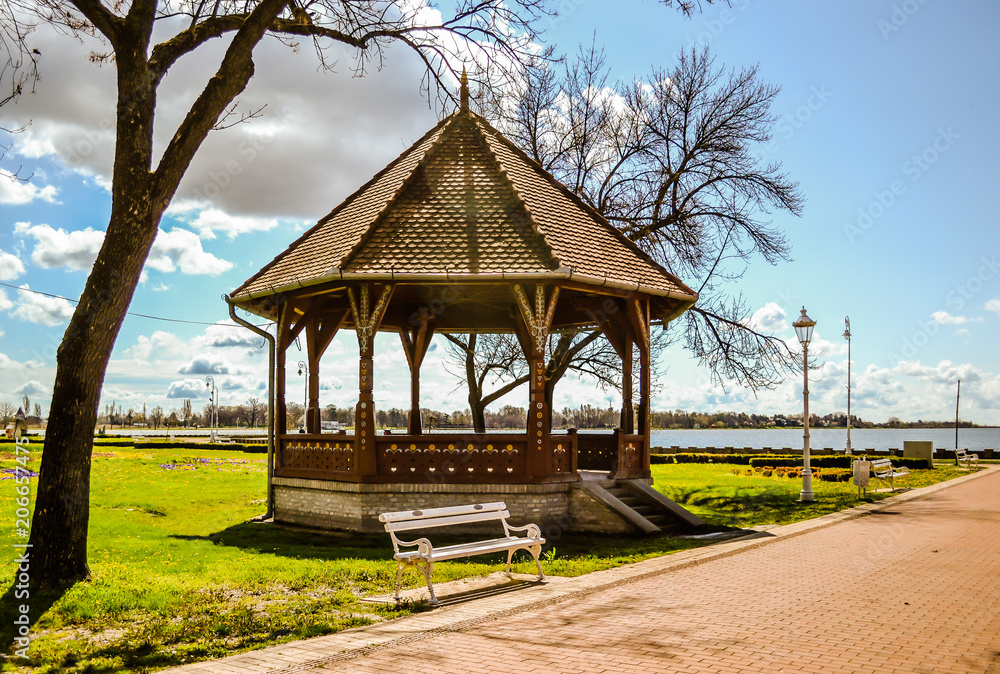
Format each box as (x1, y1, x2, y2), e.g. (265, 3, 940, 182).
(1, 0, 999, 425)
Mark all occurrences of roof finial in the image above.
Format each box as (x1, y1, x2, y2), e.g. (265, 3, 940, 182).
(460, 67, 469, 112)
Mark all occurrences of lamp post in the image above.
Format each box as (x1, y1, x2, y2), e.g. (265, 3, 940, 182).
(793, 307, 817, 503)
(297, 361, 308, 432)
(844, 316, 852, 456)
(205, 376, 217, 440)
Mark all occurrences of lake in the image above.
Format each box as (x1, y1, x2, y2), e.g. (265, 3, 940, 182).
(648, 427, 1000, 452)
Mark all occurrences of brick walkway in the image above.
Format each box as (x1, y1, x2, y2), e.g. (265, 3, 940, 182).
(167, 468, 1000, 674)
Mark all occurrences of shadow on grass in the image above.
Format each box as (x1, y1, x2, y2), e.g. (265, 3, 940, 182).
(0, 581, 68, 661)
(187, 520, 727, 571)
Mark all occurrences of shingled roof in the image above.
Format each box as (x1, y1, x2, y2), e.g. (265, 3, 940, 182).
(231, 103, 697, 305)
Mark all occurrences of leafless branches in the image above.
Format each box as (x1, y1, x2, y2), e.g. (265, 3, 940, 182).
(485, 43, 804, 391)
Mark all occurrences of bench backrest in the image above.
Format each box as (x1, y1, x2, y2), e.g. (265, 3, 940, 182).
(870, 458, 893, 472)
(379, 502, 509, 533)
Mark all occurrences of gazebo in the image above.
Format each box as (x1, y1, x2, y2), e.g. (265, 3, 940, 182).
(226, 80, 700, 534)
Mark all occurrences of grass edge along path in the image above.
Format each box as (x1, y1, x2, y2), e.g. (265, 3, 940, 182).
(0, 440, 969, 673)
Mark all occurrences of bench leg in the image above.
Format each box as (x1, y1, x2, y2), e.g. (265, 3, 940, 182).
(505, 549, 515, 577)
(421, 560, 438, 605)
(394, 563, 405, 602)
(529, 544, 546, 580)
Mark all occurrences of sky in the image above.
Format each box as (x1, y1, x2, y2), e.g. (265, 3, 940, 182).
(1, 0, 999, 426)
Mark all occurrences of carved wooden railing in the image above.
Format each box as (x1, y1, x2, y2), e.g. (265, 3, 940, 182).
(376, 434, 529, 483)
(576, 431, 617, 471)
(275, 430, 598, 483)
(551, 430, 577, 476)
(615, 433, 648, 479)
(276, 434, 357, 481)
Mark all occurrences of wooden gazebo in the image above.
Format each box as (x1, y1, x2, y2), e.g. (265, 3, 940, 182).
(227, 81, 698, 533)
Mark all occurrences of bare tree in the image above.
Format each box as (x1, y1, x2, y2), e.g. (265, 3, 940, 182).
(478, 44, 803, 407)
(245, 397, 262, 429)
(150, 406, 164, 430)
(0, 401, 15, 426)
(0, 0, 549, 589)
(181, 399, 193, 428)
(443, 333, 529, 433)
(21, 394, 29, 416)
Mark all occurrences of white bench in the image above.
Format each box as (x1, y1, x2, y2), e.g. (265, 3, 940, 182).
(954, 449, 979, 470)
(380, 502, 545, 605)
(871, 458, 909, 491)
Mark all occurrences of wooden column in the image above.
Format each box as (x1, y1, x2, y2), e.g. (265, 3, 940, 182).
(348, 283, 393, 476)
(399, 317, 435, 435)
(275, 302, 291, 437)
(513, 283, 559, 481)
(304, 307, 348, 433)
(603, 309, 634, 435)
(626, 297, 652, 476)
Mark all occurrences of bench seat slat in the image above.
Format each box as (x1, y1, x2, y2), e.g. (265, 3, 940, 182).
(394, 535, 546, 563)
(379, 502, 507, 523)
(384, 509, 510, 533)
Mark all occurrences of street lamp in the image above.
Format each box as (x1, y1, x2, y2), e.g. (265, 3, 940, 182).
(793, 307, 817, 503)
(205, 376, 217, 440)
(297, 361, 308, 432)
(843, 316, 852, 456)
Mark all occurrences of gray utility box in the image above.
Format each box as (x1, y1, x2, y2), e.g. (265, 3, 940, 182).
(903, 440, 934, 468)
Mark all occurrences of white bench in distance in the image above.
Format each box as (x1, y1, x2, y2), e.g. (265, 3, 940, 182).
(954, 448, 979, 470)
(380, 502, 545, 605)
(871, 457, 909, 491)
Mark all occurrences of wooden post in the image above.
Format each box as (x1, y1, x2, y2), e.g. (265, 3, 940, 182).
(304, 307, 347, 434)
(627, 297, 652, 477)
(621, 338, 634, 434)
(513, 283, 559, 481)
(348, 283, 393, 477)
(275, 302, 290, 438)
(400, 318, 434, 435)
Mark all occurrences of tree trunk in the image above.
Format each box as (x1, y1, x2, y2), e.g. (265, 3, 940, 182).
(28, 29, 162, 588)
(470, 397, 487, 434)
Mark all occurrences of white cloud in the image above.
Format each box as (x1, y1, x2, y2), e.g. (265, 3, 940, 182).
(14, 380, 50, 397)
(0, 249, 26, 280)
(122, 330, 191, 362)
(3, 21, 438, 221)
(198, 321, 263, 349)
(748, 302, 788, 334)
(930, 310, 981, 325)
(0, 288, 13, 312)
(151, 283, 172, 292)
(166, 378, 211, 399)
(147, 228, 234, 275)
(182, 208, 279, 240)
(10, 284, 75, 326)
(177, 355, 234, 375)
(0, 171, 59, 205)
(986, 299, 1000, 317)
(16, 222, 105, 271)
(954, 328, 970, 337)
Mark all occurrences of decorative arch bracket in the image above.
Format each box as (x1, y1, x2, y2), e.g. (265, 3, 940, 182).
(347, 284, 393, 356)
(513, 283, 560, 355)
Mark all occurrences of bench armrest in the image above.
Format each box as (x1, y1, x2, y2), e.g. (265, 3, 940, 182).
(394, 537, 434, 557)
(504, 522, 542, 539)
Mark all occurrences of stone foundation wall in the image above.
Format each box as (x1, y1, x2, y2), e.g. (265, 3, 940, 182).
(273, 478, 640, 535)
(567, 487, 634, 535)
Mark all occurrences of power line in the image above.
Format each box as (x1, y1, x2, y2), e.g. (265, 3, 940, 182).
(0, 280, 269, 328)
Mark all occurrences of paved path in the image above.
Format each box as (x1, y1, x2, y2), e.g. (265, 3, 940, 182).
(168, 468, 1000, 674)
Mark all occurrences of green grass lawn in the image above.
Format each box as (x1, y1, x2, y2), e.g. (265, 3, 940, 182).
(0, 442, 969, 673)
(650, 460, 967, 528)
